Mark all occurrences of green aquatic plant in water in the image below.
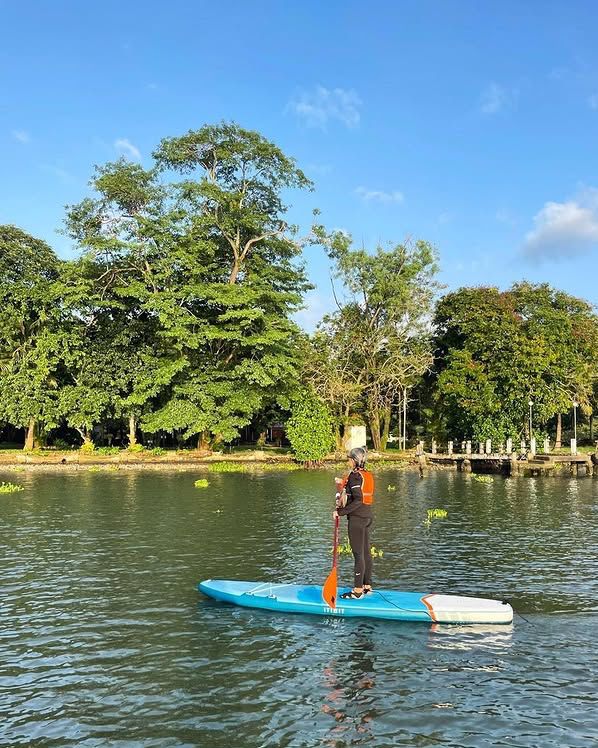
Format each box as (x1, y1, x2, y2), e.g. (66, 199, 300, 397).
(0, 482, 25, 493)
(473, 474, 494, 484)
(208, 462, 300, 474)
(387, 485, 396, 491)
(426, 508, 447, 520)
(334, 539, 383, 558)
(194, 479, 209, 488)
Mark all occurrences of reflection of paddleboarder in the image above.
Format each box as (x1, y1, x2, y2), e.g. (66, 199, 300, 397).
(333, 447, 375, 600)
(321, 625, 376, 743)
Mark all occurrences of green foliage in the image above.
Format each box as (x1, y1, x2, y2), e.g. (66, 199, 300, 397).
(432, 284, 598, 442)
(79, 442, 95, 454)
(96, 446, 120, 455)
(285, 394, 335, 464)
(306, 233, 439, 450)
(126, 443, 145, 453)
(473, 474, 494, 483)
(334, 538, 383, 558)
(194, 478, 209, 488)
(0, 482, 25, 493)
(150, 447, 166, 456)
(426, 509, 448, 522)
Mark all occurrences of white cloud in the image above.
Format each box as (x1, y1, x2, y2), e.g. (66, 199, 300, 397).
(288, 85, 362, 129)
(588, 93, 598, 110)
(39, 164, 75, 183)
(12, 129, 30, 144)
(355, 186, 404, 204)
(114, 138, 141, 161)
(522, 188, 598, 260)
(479, 83, 516, 115)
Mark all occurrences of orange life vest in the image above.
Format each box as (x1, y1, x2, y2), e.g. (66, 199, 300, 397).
(337, 469, 375, 505)
(358, 468, 375, 505)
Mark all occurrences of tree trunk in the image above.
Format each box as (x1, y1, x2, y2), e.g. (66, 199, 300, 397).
(369, 412, 382, 451)
(128, 414, 137, 447)
(197, 431, 210, 451)
(590, 413, 594, 443)
(24, 418, 35, 450)
(555, 413, 562, 450)
(228, 261, 240, 284)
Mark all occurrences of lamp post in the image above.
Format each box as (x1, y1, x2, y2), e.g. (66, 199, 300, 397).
(528, 400, 533, 441)
(573, 400, 578, 443)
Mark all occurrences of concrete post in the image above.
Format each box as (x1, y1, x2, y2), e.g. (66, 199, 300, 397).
(530, 438, 536, 456)
(543, 438, 550, 454)
(520, 440, 526, 454)
(571, 438, 577, 456)
(485, 439, 492, 455)
(431, 440, 437, 455)
(448, 440, 453, 456)
(506, 438, 513, 455)
(462, 458, 472, 473)
(478, 442, 484, 455)
(466, 441, 472, 456)
(416, 440, 424, 456)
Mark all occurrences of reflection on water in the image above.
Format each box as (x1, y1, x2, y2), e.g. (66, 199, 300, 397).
(0, 468, 597, 747)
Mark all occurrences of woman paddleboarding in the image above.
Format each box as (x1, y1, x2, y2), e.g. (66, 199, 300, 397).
(333, 447, 375, 600)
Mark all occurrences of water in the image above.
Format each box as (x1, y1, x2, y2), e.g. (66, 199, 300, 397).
(1, 468, 597, 747)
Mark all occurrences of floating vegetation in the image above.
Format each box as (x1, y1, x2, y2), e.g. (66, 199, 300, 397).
(87, 467, 101, 473)
(334, 539, 384, 558)
(0, 482, 25, 493)
(387, 485, 396, 491)
(208, 462, 247, 473)
(426, 508, 447, 521)
(194, 479, 209, 488)
(473, 474, 494, 484)
(207, 461, 300, 474)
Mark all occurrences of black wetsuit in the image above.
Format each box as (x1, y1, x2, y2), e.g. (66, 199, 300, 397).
(337, 469, 373, 589)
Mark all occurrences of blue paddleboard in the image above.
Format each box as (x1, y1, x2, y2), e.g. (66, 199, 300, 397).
(198, 579, 513, 624)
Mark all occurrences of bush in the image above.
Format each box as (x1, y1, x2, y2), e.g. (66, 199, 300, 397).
(126, 444, 145, 453)
(96, 446, 120, 455)
(79, 442, 95, 454)
(150, 447, 166, 456)
(286, 395, 335, 464)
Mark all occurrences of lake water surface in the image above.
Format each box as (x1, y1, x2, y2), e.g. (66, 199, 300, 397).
(1, 468, 597, 747)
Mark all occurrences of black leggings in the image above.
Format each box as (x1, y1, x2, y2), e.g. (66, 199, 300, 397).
(348, 516, 373, 589)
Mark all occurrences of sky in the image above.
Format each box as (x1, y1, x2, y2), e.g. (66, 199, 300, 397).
(1, 0, 598, 330)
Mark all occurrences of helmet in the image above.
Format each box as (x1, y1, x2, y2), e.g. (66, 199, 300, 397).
(348, 447, 367, 468)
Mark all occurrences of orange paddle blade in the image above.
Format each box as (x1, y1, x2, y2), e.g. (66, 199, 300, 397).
(322, 566, 338, 609)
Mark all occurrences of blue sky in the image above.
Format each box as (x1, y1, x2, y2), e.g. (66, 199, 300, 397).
(2, 0, 598, 329)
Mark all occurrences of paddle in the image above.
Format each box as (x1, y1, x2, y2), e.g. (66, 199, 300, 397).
(322, 513, 340, 609)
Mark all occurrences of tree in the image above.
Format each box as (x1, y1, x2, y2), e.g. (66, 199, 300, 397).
(431, 283, 598, 443)
(0, 225, 63, 448)
(286, 392, 335, 465)
(312, 231, 439, 450)
(65, 123, 313, 448)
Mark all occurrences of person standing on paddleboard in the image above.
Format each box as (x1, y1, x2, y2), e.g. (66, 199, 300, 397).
(333, 447, 375, 600)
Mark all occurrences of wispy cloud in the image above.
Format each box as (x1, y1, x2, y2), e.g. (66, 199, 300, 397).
(12, 129, 30, 144)
(355, 186, 404, 204)
(39, 163, 76, 183)
(114, 138, 141, 161)
(522, 188, 598, 261)
(288, 85, 362, 129)
(479, 83, 517, 115)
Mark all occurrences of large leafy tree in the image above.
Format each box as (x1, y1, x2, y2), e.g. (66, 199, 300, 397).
(0, 225, 63, 448)
(310, 231, 438, 450)
(65, 123, 312, 448)
(432, 283, 598, 443)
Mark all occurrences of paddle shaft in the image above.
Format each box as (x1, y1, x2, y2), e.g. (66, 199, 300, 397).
(331, 513, 340, 568)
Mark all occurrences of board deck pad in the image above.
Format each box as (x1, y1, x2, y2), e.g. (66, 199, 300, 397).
(198, 580, 513, 624)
